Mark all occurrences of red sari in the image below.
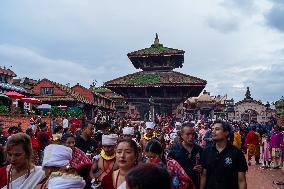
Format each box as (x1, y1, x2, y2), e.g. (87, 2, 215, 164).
(0, 166, 7, 188)
(31, 136, 40, 165)
(101, 172, 115, 189)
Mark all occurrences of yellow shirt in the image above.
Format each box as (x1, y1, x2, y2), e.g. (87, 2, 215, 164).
(233, 131, 242, 149)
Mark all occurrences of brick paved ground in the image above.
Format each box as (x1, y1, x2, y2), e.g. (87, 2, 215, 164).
(247, 163, 284, 189)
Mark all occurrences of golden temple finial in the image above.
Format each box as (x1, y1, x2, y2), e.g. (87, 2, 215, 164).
(154, 33, 160, 45)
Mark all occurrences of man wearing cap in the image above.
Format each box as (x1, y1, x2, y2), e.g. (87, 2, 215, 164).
(96, 134, 118, 181)
(200, 120, 248, 189)
(140, 122, 156, 151)
(42, 144, 85, 189)
(122, 127, 135, 140)
(35, 144, 83, 188)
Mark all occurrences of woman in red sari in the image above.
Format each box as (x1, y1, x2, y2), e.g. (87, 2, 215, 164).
(101, 139, 139, 189)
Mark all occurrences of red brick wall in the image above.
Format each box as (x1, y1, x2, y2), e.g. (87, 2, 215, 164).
(72, 85, 94, 103)
(32, 79, 66, 95)
(0, 115, 52, 132)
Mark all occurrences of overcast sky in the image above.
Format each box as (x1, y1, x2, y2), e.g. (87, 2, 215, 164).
(0, 0, 283, 102)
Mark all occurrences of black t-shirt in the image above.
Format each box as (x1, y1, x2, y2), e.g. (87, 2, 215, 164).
(168, 143, 203, 188)
(75, 135, 98, 154)
(201, 144, 248, 189)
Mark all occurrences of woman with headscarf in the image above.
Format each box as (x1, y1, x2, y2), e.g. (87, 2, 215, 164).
(0, 133, 45, 189)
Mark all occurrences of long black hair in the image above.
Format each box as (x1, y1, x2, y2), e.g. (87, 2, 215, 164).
(145, 139, 166, 164)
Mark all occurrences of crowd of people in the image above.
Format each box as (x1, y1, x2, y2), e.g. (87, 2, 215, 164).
(0, 113, 283, 189)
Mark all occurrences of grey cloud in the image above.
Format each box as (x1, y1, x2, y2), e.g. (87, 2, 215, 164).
(221, 0, 255, 13)
(206, 62, 284, 102)
(266, 3, 284, 32)
(206, 17, 239, 33)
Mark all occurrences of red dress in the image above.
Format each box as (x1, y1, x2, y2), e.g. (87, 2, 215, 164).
(0, 166, 7, 188)
(31, 136, 40, 165)
(101, 172, 115, 189)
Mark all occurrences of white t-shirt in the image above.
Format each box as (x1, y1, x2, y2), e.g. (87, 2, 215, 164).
(63, 118, 69, 129)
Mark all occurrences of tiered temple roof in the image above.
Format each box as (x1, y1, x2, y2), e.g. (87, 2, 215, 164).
(128, 34, 184, 57)
(105, 71, 206, 87)
(127, 34, 185, 71)
(105, 34, 206, 116)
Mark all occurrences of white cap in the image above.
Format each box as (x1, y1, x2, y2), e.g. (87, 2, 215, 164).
(145, 122, 155, 130)
(102, 134, 118, 146)
(175, 122, 182, 126)
(42, 144, 72, 168)
(122, 127, 135, 135)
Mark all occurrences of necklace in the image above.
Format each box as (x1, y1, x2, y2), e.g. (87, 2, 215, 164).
(100, 149, 116, 161)
(7, 166, 28, 189)
(143, 133, 156, 141)
(102, 158, 116, 173)
(115, 170, 120, 189)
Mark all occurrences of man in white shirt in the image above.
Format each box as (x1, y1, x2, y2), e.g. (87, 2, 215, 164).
(62, 117, 69, 130)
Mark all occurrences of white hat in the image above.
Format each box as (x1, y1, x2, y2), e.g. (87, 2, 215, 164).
(145, 122, 155, 130)
(42, 144, 72, 168)
(48, 172, 86, 189)
(102, 134, 118, 146)
(122, 127, 135, 135)
(175, 122, 182, 126)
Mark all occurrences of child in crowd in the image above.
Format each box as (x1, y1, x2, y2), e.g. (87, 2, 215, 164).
(262, 135, 272, 168)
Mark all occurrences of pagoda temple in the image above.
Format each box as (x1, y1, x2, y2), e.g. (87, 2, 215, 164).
(104, 34, 207, 118)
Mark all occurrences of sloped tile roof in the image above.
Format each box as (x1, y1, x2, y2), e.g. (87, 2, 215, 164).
(34, 79, 95, 105)
(104, 71, 206, 87)
(0, 68, 17, 77)
(127, 43, 185, 57)
(0, 82, 27, 93)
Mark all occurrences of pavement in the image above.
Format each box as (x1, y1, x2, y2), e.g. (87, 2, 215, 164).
(247, 163, 284, 189)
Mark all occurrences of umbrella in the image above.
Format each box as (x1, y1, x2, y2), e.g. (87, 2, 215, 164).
(58, 105, 68, 109)
(5, 91, 25, 99)
(0, 93, 9, 98)
(37, 104, 51, 109)
(21, 97, 42, 104)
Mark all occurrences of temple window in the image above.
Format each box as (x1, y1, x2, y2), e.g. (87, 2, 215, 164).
(40, 87, 54, 95)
